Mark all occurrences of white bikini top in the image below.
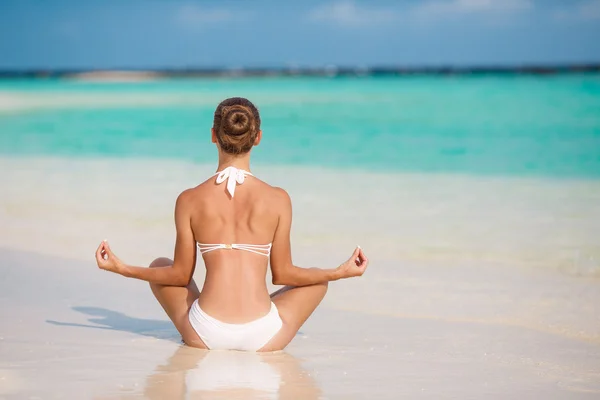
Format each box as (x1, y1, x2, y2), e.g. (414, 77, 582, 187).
(197, 166, 272, 257)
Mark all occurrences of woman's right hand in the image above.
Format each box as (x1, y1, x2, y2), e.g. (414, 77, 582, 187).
(336, 247, 369, 279)
(95, 240, 126, 275)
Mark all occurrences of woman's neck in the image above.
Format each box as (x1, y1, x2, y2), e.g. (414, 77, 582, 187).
(216, 153, 251, 172)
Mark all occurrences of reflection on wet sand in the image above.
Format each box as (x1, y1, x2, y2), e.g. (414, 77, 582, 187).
(100, 346, 321, 400)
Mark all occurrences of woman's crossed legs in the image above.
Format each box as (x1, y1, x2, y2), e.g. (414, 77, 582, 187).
(148, 257, 328, 352)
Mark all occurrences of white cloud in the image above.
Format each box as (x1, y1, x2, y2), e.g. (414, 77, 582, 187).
(307, 1, 399, 27)
(412, 0, 533, 19)
(176, 4, 243, 27)
(553, 0, 600, 21)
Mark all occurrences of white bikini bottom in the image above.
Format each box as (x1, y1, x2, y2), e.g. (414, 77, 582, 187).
(188, 300, 283, 352)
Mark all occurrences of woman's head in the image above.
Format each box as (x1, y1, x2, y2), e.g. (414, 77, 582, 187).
(212, 97, 261, 155)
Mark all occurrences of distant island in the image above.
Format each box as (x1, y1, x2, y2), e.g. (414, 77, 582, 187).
(1, 64, 599, 81)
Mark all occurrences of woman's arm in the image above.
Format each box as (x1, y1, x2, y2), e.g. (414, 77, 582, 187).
(269, 188, 368, 287)
(95, 190, 197, 287)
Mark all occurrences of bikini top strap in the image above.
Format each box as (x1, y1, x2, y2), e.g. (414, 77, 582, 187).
(197, 242, 272, 257)
(214, 166, 253, 198)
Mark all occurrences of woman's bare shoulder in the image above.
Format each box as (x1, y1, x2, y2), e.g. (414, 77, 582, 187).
(271, 186, 291, 202)
(262, 184, 292, 210)
(174, 181, 212, 207)
(174, 179, 291, 212)
(174, 187, 197, 209)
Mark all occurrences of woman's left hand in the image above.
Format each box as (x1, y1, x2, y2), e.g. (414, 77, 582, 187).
(95, 240, 125, 275)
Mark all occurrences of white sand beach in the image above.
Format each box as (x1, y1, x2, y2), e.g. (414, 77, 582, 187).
(1, 156, 599, 399)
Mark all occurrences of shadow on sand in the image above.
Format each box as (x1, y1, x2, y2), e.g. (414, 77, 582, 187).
(46, 306, 180, 342)
(47, 306, 304, 343)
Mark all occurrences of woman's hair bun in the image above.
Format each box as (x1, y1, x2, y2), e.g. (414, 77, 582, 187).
(213, 98, 261, 155)
(221, 105, 253, 137)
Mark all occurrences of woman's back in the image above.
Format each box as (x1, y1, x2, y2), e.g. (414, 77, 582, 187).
(189, 170, 282, 323)
(94, 96, 368, 351)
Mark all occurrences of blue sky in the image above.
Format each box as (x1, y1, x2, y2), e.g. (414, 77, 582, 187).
(1, 0, 599, 69)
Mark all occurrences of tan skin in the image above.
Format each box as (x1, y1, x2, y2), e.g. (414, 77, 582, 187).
(95, 128, 369, 352)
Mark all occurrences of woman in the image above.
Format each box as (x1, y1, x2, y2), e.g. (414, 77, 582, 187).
(95, 97, 369, 352)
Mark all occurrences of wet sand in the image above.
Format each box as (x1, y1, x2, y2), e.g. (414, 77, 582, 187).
(1, 248, 599, 399)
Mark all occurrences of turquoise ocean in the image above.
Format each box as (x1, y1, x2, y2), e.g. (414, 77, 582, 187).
(1, 74, 600, 178)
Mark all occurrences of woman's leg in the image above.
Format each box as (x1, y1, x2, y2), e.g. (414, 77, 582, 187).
(258, 282, 328, 352)
(148, 257, 207, 349)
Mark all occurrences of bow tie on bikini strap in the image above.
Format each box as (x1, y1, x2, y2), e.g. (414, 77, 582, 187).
(215, 166, 253, 198)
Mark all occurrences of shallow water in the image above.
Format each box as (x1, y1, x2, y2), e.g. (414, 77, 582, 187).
(1, 75, 600, 177)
